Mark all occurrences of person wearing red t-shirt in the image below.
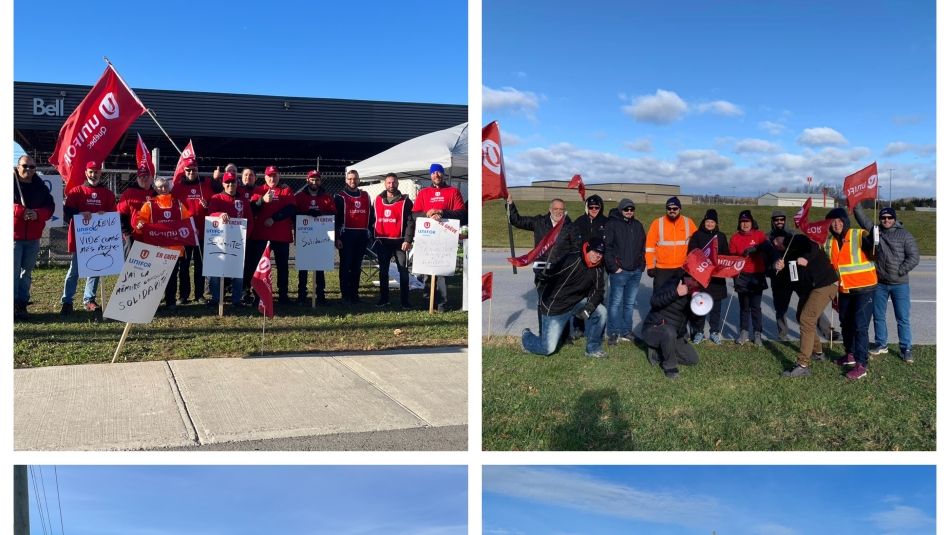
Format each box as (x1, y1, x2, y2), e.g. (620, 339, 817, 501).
(410, 163, 465, 311)
(250, 165, 296, 304)
(335, 170, 371, 304)
(373, 173, 414, 308)
(117, 167, 155, 256)
(136, 175, 192, 309)
(60, 161, 117, 316)
(172, 157, 214, 304)
(238, 167, 259, 302)
(295, 169, 335, 305)
(207, 171, 253, 307)
(729, 210, 771, 346)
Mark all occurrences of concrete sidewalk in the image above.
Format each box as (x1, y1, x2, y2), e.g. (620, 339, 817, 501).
(14, 347, 467, 451)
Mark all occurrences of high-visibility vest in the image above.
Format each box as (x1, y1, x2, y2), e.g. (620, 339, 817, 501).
(825, 228, 877, 292)
(645, 215, 696, 269)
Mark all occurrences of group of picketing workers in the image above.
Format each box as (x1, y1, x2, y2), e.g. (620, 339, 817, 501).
(510, 192, 920, 381)
(14, 153, 466, 320)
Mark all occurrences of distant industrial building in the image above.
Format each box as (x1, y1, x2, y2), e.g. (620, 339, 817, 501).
(757, 192, 835, 207)
(509, 180, 692, 205)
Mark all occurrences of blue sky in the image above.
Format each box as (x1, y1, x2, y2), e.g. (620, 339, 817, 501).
(484, 465, 936, 535)
(27, 466, 467, 535)
(483, 0, 935, 197)
(14, 0, 467, 105)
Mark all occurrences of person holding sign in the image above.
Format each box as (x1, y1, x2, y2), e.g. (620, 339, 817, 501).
(295, 169, 335, 305)
(60, 161, 117, 316)
(207, 171, 253, 307)
(173, 157, 214, 304)
(13, 155, 54, 320)
(335, 170, 371, 304)
(250, 166, 296, 304)
(137, 176, 192, 310)
(411, 163, 465, 311)
(117, 168, 155, 255)
(372, 173, 414, 308)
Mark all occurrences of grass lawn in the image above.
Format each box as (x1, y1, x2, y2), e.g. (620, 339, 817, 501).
(14, 266, 467, 367)
(483, 201, 937, 255)
(483, 336, 935, 451)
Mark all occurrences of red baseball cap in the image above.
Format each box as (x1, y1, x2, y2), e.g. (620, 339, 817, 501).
(182, 157, 197, 169)
(265, 165, 278, 176)
(85, 161, 101, 170)
(307, 170, 321, 178)
(222, 171, 238, 183)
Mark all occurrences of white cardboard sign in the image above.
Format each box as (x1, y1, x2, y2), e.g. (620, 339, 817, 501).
(202, 216, 247, 278)
(74, 212, 124, 278)
(104, 242, 180, 324)
(410, 218, 460, 276)
(295, 215, 336, 271)
(41, 173, 64, 231)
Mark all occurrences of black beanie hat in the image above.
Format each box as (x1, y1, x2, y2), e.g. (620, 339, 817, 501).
(703, 209, 718, 224)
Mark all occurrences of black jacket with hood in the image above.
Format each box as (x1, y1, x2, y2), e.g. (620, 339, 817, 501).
(537, 247, 607, 316)
(687, 209, 729, 300)
(643, 268, 692, 336)
(604, 200, 646, 272)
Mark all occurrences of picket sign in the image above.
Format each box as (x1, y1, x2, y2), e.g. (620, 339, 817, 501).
(75, 212, 124, 278)
(295, 215, 336, 271)
(410, 218, 460, 313)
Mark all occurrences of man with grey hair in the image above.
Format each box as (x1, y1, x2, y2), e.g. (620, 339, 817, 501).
(14, 154, 54, 320)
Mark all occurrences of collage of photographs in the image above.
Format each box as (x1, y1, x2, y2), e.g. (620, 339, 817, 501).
(5, 0, 943, 533)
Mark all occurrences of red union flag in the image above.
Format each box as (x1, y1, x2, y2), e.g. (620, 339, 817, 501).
(173, 140, 196, 186)
(48, 65, 147, 193)
(793, 197, 812, 229)
(567, 174, 587, 202)
(482, 272, 493, 301)
(135, 133, 155, 177)
(802, 219, 834, 245)
(684, 236, 718, 288)
(482, 121, 509, 203)
(252, 242, 275, 318)
(713, 255, 746, 278)
(133, 219, 200, 247)
(843, 162, 879, 210)
(508, 216, 566, 268)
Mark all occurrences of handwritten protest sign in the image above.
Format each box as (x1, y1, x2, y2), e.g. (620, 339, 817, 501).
(103, 242, 180, 324)
(202, 216, 247, 278)
(75, 212, 123, 278)
(410, 218, 460, 276)
(295, 215, 335, 271)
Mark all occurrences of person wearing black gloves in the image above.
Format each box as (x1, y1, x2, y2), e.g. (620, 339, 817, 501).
(687, 209, 729, 344)
(521, 238, 609, 358)
(642, 269, 701, 379)
(729, 210, 771, 345)
(603, 198, 646, 345)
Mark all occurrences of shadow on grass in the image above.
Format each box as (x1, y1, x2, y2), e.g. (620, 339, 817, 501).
(549, 388, 636, 450)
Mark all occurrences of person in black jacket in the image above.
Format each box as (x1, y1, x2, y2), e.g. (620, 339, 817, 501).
(13, 155, 55, 320)
(642, 268, 701, 379)
(571, 194, 609, 244)
(603, 198, 646, 344)
(687, 209, 729, 344)
(521, 238, 609, 358)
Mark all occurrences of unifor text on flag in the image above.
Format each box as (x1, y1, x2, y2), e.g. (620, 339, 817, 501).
(135, 133, 155, 177)
(252, 243, 275, 318)
(684, 236, 718, 288)
(482, 121, 509, 203)
(842, 162, 879, 210)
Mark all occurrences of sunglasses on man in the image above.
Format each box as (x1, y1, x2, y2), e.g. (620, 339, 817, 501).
(20, 164, 36, 170)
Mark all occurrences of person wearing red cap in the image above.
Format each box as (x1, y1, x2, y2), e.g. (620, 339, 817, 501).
(14, 154, 54, 320)
(250, 165, 296, 304)
(410, 163, 466, 311)
(335, 170, 371, 304)
(172, 158, 214, 304)
(238, 168, 259, 303)
(372, 173, 414, 308)
(117, 166, 155, 256)
(207, 171, 253, 307)
(60, 161, 117, 316)
(295, 169, 335, 305)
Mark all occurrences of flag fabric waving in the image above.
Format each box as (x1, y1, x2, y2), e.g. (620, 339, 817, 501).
(843, 162, 879, 210)
(482, 122, 509, 203)
(134, 219, 200, 247)
(801, 218, 834, 245)
(793, 197, 812, 229)
(135, 133, 155, 177)
(251, 242, 275, 318)
(173, 140, 196, 185)
(684, 236, 718, 288)
(712, 255, 746, 278)
(48, 64, 147, 193)
(567, 174, 586, 202)
(507, 216, 566, 268)
(482, 272, 493, 301)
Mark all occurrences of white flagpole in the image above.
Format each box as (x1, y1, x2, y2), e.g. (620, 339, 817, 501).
(488, 297, 493, 341)
(111, 322, 133, 363)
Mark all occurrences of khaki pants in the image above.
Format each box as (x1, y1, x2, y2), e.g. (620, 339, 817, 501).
(797, 283, 838, 367)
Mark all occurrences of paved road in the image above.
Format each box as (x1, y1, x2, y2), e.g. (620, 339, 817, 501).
(15, 347, 467, 451)
(483, 250, 935, 344)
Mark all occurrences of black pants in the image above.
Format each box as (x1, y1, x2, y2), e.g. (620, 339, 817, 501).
(339, 231, 368, 302)
(643, 323, 700, 372)
(377, 239, 410, 306)
(179, 245, 205, 301)
(738, 290, 764, 333)
(165, 259, 181, 306)
(689, 297, 723, 334)
(249, 240, 290, 300)
(297, 270, 326, 300)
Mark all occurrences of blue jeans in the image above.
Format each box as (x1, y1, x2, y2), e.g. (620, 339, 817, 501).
(840, 290, 875, 366)
(61, 253, 100, 305)
(14, 239, 41, 304)
(210, 277, 244, 305)
(522, 298, 606, 355)
(872, 283, 911, 351)
(607, 269, 642, 337)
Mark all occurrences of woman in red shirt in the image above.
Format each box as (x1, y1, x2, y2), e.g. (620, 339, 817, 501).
(729, 210, 770, 346)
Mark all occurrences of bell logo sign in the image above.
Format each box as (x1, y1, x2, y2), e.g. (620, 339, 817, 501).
(33, 97, 65, 117)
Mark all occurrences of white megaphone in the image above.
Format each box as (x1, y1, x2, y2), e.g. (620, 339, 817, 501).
(690, 291, 714, 316)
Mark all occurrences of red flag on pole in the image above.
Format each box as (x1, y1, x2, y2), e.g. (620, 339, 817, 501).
(133, 219, 200, 247)
(482, 122, 509, 203)
(48, 65, 147, 193)
(135, 133, 155, 177)
(843, 162, 879, 210)
(801, 219, 834, 245)
(793, 197, 812, 229)
(507, 216, 566, 268)
(173, 140, 196, 186)
(684, 236, 718, 288)
(251, 242, 275, 318)
(567, 174, 586, 202)
(482, 272, 493, 301)
(712, 255, 746, 278)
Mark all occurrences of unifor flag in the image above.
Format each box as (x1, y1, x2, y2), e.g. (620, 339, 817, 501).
(482, 121, 509, 203)
(843, 161, 879, 210)
(173, 140, 196, 186)
(684, 236, 718, 288)
(801, 218, 834, 245)
(793, 197, 812, 229)
(134, 219, 200, 247)
(251, 242, 275, 318)
(567, 174, 586, 202)
(482, 272, 493, 301)
(48, 64, 147, 193)
(507, 216, 566, 268)
(713, 255, 746, 278)
(135, 133, 155, 177)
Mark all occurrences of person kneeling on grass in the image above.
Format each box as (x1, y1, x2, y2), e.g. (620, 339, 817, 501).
(641, 269, 701, 380)
(521, 238, 608, 358)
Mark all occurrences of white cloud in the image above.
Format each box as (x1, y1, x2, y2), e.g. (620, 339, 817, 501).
(696, 100, 744, 117)
(869, 505, 935, 534)
(677, 149, 733, 172)
(483, 85, 541, 115)
(892, 114, 922, 126)
(751, 523, 800, 535)
(882, 142, 936, 157)
(797, 127, 848, 146)
(515, 71, 528, 79)
(735, 138, 781, 153)
(500, 131, 524, 147)
(759, 120, 787, 135)
(625, 138, 654, 153)
(622, 89, 688, 124)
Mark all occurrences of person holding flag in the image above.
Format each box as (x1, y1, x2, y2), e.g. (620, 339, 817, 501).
(207, 171, 253, 308)
(173, 157, 214, 304)
(372, 173, 414, 309)
(729, 210, 771, 346)
(645, 196, 696, 291)
(13, 155, 55, 321)
(411, 163, 466, 311)
(603, 198, 646, 345)
(250, 166, 296, 305)
(686, 209, 729, 345)
(60, 161, 117, 316)
(136, 175, 193, 310)
(295, 169, 335, 305)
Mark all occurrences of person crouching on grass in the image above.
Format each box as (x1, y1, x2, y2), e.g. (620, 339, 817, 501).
(521, 238, 608, 358)
(641, 269, 701, 380)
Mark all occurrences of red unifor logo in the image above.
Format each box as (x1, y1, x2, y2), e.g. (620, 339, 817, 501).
(303, 218, 309, 225)
(140, 249, 150, 259)
(213, 221, 219, 228)
(424, 221, 431, 229)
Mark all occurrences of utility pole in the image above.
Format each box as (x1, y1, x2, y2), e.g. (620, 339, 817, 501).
(14, 465, 29, 535)
(887, 168, 894, 207)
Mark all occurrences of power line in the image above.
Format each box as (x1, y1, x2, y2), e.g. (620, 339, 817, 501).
(38, 467, 55, 535)
(54, 467, 66, 535)
(28, 467, 49, 535)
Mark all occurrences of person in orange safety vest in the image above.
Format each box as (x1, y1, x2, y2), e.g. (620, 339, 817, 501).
(645, 196, 696, 291)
